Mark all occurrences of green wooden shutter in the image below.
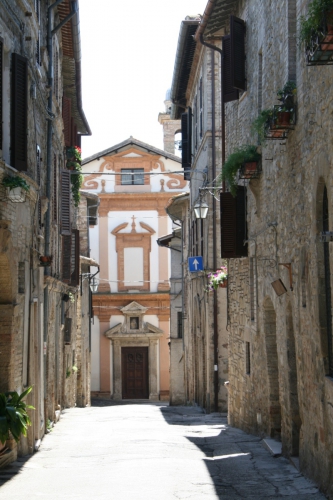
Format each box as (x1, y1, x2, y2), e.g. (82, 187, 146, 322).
(230, 16, 246, 91)
(11, 53, 28, 171)
(222, 36, 239, 104)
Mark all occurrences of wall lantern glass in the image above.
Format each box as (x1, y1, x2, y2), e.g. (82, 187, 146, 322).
(194, 201, 209, 219)
(90, 277, 99, 293)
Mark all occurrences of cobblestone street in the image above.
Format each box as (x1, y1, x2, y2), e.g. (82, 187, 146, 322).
(0, 402, 326, 499)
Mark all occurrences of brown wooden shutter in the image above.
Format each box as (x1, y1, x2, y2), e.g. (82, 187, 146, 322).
(230, 16, 246, 91)
(0, 41, 3, 150)
(61, 169, 71, 235)
(37, 146, 41, 226)
(70, 229, 80, 287)
(62, 235, 72, 283)
(62, 96, 71, 147)
(220, 186, 247, 258)
(64, 317, 72, 344)
(222, 36, 239, 104)
(11, 53, 28, 171)
(53, 154, 58, 223)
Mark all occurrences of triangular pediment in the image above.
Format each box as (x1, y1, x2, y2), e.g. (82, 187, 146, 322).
(104, 323, 122, 337)
(122, 152, 143, 158)
(120, 301, 148, 315)
(146, 322, 164, 334)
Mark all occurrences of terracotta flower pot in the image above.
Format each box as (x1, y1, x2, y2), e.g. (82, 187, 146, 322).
(219, 280, 227, 288)
(276, 111, 291, 127)
(242, 162, 258, 179)
(39, 256, 53, 267)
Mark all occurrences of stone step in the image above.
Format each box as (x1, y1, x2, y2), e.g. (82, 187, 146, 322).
(262, 438, 282, 457)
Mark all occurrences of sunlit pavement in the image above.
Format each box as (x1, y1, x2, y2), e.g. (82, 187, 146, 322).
(0, 402, 326, 500)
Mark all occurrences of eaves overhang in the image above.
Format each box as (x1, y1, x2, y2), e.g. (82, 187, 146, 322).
(195, 0, 239, 40)
(58, 0, 91, 136)
(82, 137, 181, 165)
(170, 19, 200, 119)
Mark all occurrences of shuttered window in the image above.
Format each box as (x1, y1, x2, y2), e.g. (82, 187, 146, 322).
(62, 235, 72, 283)
(181, 110, 192, 181)
(64, 317, 72, 344)
(230, 16, 246, 91)
(62, 96, 71, 147)
(37, 145, 41, 226)
(61, 169, 71, 235)
(220, 186, 247, 258)
(0, 40, 3, 150)
(70, 229, 80, 287)
(177, 311, 183, 339)
(53, 154, 58, 223)
(199, 78, 203, 138)
(11, 53, 28, 171)
(222, 36, 239, 104)
(54, 49, 59, 101)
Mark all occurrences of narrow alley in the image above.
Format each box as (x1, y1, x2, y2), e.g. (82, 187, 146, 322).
(0, 403, 325, 500)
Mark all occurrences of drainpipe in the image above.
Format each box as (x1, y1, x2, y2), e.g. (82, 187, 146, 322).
(198, 35, 223, 412)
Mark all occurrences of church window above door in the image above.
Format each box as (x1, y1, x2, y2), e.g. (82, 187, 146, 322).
(121, 168, 144, 185)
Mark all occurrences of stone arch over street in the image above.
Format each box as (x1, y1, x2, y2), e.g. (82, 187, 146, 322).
(263, 297, 281, 439)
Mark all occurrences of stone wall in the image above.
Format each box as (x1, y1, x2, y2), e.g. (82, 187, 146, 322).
(224, 0, 333, 497)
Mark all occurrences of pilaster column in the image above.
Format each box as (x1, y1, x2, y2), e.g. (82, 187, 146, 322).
(149, 339, 159, 400)
(100, 321, 110, 392)
(98, 211, 110, 292)
(157, 212, 170, 291)
(113, 340, 122, 400)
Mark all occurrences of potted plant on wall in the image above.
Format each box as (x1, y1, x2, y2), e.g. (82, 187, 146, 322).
(300, 0, 333, 64)
(275, 81, 296, 126)
(66, 146, 83, 207)
(207, 264, 228, 291)
(2, 175, 30, 203)
(219, 145, 261, 196)
(0, 386, 34, 445)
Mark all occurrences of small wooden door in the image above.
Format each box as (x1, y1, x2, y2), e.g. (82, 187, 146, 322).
(121, 347, 149, 399)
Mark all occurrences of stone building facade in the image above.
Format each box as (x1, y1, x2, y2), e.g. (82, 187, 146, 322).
(193, 0, 333, 497)
(0, 0, 92, 466)
(81, 137, 188, 401)
(166, 16, 229, 412)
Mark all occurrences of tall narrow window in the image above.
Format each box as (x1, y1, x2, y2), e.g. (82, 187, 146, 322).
(11, 54, 28, 171)
(36, 145, 41, 226)
(288, 0, 297, 82)
(245, 342, 251, 374)
(199, 78, 203, 138)
(53, 154, 58, 223)
(323, 187, 333, 375)
(249, 257, 255, 321)
(35, 0, 41, 66)
(54, 49, 59, 101)
(258, 52, 263, 113)
(0, 40, 3, 151)
(177, 311, 183, 339)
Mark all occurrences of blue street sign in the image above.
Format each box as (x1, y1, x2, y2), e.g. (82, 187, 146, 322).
(188, 256, 204, 272)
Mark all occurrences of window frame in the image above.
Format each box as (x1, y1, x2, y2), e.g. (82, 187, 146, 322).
(121, 168, 145, 186)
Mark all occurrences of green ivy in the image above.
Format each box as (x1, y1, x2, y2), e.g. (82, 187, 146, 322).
(218, 145, 261, 197)
(2, 175, 30, 192)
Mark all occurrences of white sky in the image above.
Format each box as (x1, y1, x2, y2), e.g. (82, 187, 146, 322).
(79, 0, 207, 159)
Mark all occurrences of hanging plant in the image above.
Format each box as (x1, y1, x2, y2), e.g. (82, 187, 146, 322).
(67, 146, 83, 207)
(0, 386, 34, 444)
(66, 146, 82, 170)
(2, 175, 30, 192)
(251, 109, 274, 143)
(218, 145, 261, 197)
(207, 264, 228, 291)
(299, 0, 333, 47)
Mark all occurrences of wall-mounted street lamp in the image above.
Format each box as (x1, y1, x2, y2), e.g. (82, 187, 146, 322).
(194, 201, 209, 219)
(90, 276, 99, 293)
